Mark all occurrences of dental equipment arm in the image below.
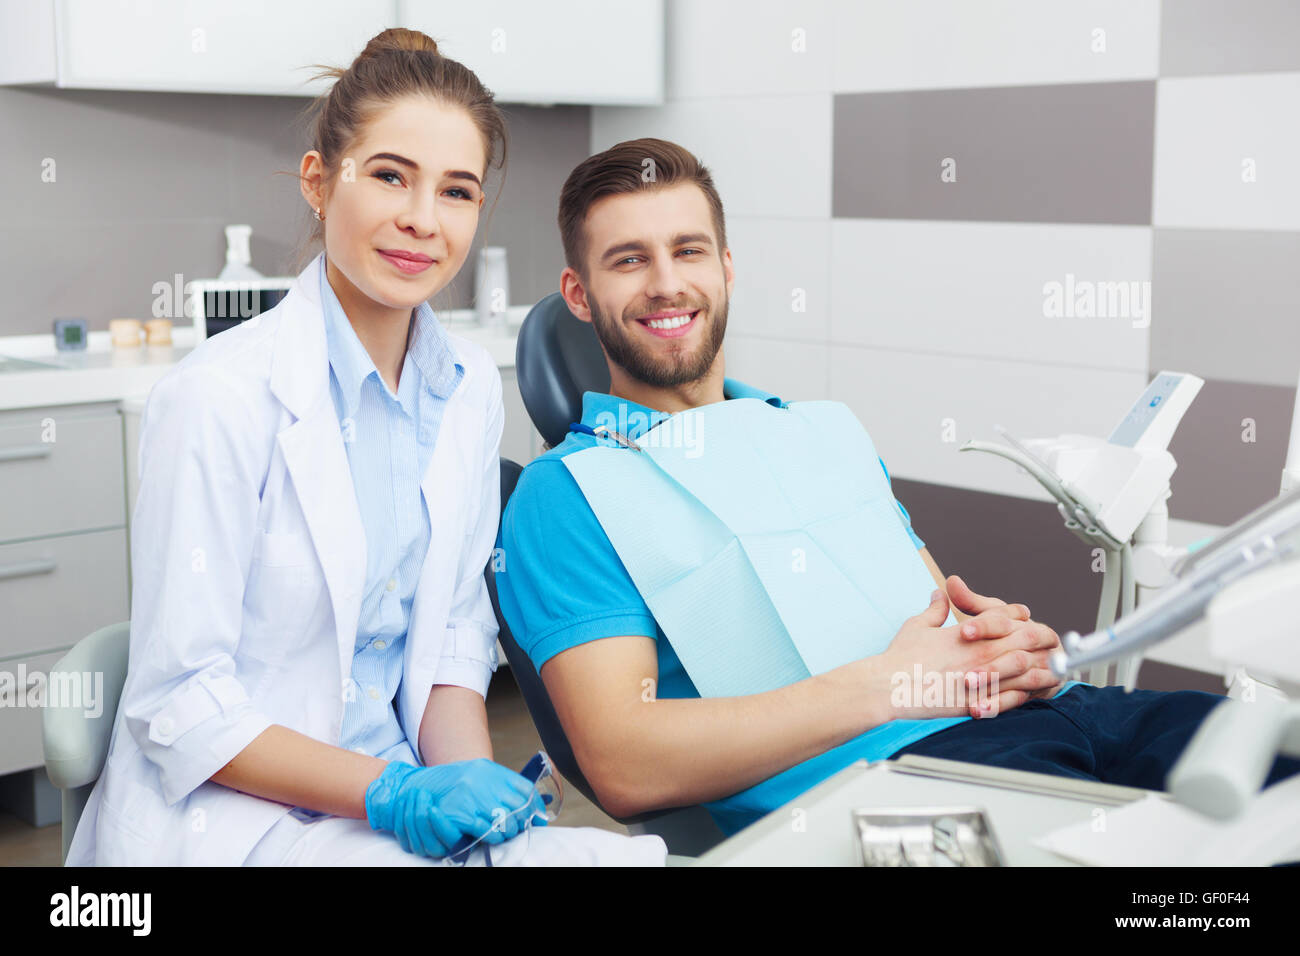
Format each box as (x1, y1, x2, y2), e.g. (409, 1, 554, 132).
(1050, 487, 1300, 677)
(957, 433, 1124, 553)
(960, 372, 1203, 687)
(1163, 560, 1300, 819)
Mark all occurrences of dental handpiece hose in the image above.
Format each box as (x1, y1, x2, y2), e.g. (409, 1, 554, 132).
(1052, 537, 1295, 676)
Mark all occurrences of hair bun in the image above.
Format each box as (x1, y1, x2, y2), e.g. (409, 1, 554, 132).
(355, 27, 439, 64)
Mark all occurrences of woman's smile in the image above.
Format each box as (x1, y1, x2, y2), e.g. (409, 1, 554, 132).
(377, 248, 437, 275)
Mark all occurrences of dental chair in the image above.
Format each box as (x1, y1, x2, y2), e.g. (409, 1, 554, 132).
(42, 620, 131, 864)
(490, 292, 726, 856)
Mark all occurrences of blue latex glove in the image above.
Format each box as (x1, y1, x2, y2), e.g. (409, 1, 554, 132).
(364, 758, 537, 858)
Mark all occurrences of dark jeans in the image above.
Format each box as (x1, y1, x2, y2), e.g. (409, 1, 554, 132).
(891, 683, 1300, 791)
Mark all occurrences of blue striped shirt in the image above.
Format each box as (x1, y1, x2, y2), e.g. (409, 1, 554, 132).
(319, 258, 464, 763)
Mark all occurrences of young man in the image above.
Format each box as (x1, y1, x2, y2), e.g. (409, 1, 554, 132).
(495, 138, 1298, 836)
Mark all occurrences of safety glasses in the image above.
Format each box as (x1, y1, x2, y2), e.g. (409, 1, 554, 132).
(447, 751, 563, 866)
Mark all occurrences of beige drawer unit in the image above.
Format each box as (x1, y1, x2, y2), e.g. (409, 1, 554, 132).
(0, 650, 66, 774)
(0, 527, 129, 660)
(0, 404, 126, 543)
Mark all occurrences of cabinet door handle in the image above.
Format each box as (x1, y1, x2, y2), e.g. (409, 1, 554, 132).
(0, 444, 54, 463)
(0, 558, 57, 580)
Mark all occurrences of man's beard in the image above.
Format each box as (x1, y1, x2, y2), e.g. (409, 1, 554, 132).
(587, 294, 728, 389)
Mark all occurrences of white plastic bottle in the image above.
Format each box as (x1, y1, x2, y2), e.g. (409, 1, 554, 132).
(474, 246, 509, 329)
(218, 224, 264, 281)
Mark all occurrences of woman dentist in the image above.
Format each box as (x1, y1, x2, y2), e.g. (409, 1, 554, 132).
(66, 28, 664, 867)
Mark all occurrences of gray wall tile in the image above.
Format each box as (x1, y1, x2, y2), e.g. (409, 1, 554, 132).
(832, 82, 1155, 224)
(1151, 228, 1300, 389)
(1, 220, 243, 330)
(1160, 0, 1300, 77)
(1136, 660, 1224, 695)
(456, 104, 591, 308)
(1166, 377, 1295, 525)
(0, 86, 589, 336)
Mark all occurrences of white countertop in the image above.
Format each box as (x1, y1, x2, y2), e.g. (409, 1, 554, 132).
(0, 306, 528, 412)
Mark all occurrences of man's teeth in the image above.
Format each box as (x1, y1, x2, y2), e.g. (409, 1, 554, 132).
(644, 313, 694, 330)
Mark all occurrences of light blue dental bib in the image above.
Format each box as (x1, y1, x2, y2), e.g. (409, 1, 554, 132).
(562, 397, 959, 697)
(562, 397, 1079, 832)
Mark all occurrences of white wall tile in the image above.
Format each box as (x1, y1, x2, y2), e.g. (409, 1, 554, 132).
(828, 345, 1148, 498)
(724, 336, 829, 401)
(1153, 73, 1300, 230)
(664, 0, 832, 98)
(830, 220, 1151, 372)
(591, 94, 833, 219)
(830, 0, 1159, 92)
(725, 216, 831, 342)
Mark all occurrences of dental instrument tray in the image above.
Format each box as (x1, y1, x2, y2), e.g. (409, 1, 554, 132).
(853, 806, 1005, 866)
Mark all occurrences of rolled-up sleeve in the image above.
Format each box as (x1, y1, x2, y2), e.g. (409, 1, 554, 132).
(431, 366, 504, 698)
(122, 365, 272, 806)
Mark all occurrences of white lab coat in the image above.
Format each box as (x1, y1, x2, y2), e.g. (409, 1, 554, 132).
(66, 251, 505, 866)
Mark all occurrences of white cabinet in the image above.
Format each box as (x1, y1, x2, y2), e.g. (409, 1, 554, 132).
(0, 0, 664, 104)
(398, 0, 664, 105)
(0, 650, 65, 775)
(0, 0, 396, 96)
(0, 402, 129, 776)
(0, 528, 128, 661)
(0, 410, 127, 541)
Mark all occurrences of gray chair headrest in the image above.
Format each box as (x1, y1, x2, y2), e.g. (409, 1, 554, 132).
(515, 293, 610, 449)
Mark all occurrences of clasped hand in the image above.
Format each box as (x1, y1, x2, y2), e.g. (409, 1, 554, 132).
(882, 575, 1064, 720)
(945, 573, 1066, 714)
(364, 757, 541, 858)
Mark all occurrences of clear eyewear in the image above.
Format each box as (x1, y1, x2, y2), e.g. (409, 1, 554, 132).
(447, 750, 562, 866)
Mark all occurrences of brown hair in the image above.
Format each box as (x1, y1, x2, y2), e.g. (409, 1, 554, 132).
(557, 138, 727, 277)
(288, 27, 508, 272)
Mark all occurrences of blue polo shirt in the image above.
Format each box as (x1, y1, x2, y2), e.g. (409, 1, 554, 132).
(496, 379, 968, 834)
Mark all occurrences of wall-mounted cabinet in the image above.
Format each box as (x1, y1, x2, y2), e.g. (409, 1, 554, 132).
(398, 0, 663, 106)
(0, 0, 663, 104)
(0, 0, 395, 97)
